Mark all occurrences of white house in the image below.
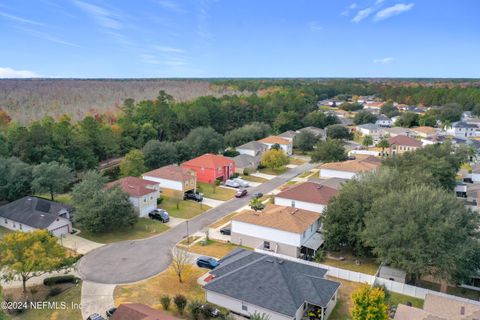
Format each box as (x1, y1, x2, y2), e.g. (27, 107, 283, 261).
(319, 156, 382, 179)
(278, 130, 298, 142)
(446, 121, 478, 138)
(231, 204, 323, 258)
(235, 141, 268, 157)
(258, 136, 293, 156)
(274, 182, 338, 213)
(375, 114, 393, 127)
(142, 164, 196, 198)
(204, 249, 340, 320)
(0, 196, 73, 237)
(107, 176, 159, 217)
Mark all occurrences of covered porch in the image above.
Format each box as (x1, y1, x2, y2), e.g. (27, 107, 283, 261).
(302, 303, 327, 320)
(300, 232, 324, 261)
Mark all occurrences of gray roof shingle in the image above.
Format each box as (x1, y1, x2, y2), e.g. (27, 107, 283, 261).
(205, 249, 340, 317)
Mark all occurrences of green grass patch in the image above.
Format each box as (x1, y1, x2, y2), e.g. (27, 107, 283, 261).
(189, 240, 246, 259)
(385, 291, 424, 309)
(13, 282, 82, 320)
(322, 256, 380, 275)
(35, 193, 73, 205)
(198, 183, 236, 201)
(0, 226, 12, 239)
(160, 197, 211, 219)
(240, 175, 268, 183)
(258, 167, 288, 175)
(210, 211, 239, 228)
(79, 218, 169, 244)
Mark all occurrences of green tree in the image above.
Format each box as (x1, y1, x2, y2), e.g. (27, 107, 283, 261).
(0, 157, 32, 202)
(376, 138, 390, 156)
(224, 122, 271, 147)
(353, 111, 377, 125)
(0, 230, 71, 293)
(273, 111, 301, 133)
(120, 149, 146, 177)
(394, 112, 419, 128)
(293, 130, 318, 152)
(352, 287, 388, 320)
(362, 185, 480, 286)
(302, 111, 338, 128)
(250, 197, 265, 211)
(143, 140, 177, 170)
(326, 124, 352, 140)
(362, 135, 373, 148)
(72, 171, 137, 233)
(32, 161, 74, 201)
(380, 103, 399, 118)
(182, 127, 224, 158)
(260, 149, 289, 170)
(188, 299, 203, 320)
(311, 139, 346, 163)
(339, 102, 363, 112)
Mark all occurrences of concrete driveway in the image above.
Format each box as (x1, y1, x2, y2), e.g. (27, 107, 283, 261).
(81, 281, 115, 320)
(60, 234, 104, 255)
(77, 162, 317, 284)
(201, 197, 225, 208)
(165, 216, 186, 228)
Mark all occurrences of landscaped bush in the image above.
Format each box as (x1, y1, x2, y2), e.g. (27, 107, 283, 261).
(43, 275, 78, 286)
(174, 294, 187, 314)
(157, 197, 164, 205)
(188, 299, 203, 320)
(201, 303, 216, 319)
(160, 294, 171, 310)
(229, 172, 240, 179)
(47, 287, 63, 297)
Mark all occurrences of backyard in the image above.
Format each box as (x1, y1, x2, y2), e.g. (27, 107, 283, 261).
(79, 218, 169, 243)
(160, 196, 211, 219)
(198, 182, 237, 201)
(188, 239, 241, 259)
(323, 251, 381, 275)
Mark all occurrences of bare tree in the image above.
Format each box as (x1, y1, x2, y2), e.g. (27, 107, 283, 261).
(171, 247, 192, 283)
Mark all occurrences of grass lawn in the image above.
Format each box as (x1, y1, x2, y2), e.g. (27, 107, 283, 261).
(12, 282, 82, 320)
(36, 193, 73, 205)
(240, 174, 268, 183)
(79, 218, 169, 243)
(386, 291, 424, 309)
(323, 254, 380, 276)
(418, 279, 480, 300)
(198, 183, 236, 201)
(188, 239, 241, 259)
(0, 226, 12, 239)
(210, 211, 239, 228)
(115, 265, 206, 315)
(178, 236, 201, 246)
(298, 170, 314, 178)
(258, 167, 288, 175)
(160, 197, 211, 219)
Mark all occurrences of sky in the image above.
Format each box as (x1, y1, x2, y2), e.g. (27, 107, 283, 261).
(0, 0, 479, 78)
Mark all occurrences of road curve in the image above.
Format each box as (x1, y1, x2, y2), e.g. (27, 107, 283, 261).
(77, 162, 317, 284)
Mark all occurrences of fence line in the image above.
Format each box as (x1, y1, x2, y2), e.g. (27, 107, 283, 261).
(254, 248, 480, 306)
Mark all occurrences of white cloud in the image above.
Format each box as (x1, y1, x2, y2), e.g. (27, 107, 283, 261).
(342, 3, 358, 16)
(0, 11, 45, 26)
(308, 21, 323, 31)
(155, 0, 187, 14)
(73, 0, 122, 29)
(375, 0, 385, 4)
(19, 27, 80, 47)
(153, 45, 186, 53)
(349, 3, 358, 9)
(374, 3, 414, 21)
(373, 57, 394, 64)
(0, 67, 41, 78)
(351, 8, 374, 23)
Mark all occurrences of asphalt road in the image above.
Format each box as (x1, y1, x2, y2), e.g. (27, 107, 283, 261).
(77, 162, 318, 284)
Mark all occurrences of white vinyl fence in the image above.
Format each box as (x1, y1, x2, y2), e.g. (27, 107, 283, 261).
(255, 248, 480, 306)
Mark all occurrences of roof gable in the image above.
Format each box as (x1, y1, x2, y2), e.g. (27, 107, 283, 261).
(107, 176, 158, 197)
(276, 182, 338, 205)
(143, 165, 195, 182)
(182, 153, 234, 169)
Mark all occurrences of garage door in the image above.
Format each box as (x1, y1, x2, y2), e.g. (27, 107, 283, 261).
(49, 224, 70, 237)
(139, 204, 156, 217)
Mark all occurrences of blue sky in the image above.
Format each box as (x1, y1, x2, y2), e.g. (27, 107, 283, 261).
(0, 0, 479, 78)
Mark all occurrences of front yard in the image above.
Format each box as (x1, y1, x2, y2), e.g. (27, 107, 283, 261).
(258, 166, 288, 175)
(240, 174, 268, 183)
(160, 197, 211, 219)
(198, 183, 236, 201)
(188, 240, 241, 259)
(115, 265, 206, 315)
(79, 218, 169, 243)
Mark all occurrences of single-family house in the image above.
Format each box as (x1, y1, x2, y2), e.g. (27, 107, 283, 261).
(388, 135, 423, 155)
(363, 101, 384, 109)
(356, 123, 381, 139)
(319, 156, 382, 179)
(236, 141, 268, 157)
(0, 196, 73, 237)
(394, 293, 480, 320)
(182, 153, 235, 184)
(381, 127, 416, 138)
(204, 249, 340, 320)
(338, 117, 354, 126)
(229, 154, 261, 174)
(231, 204, 323, 258)
(142, 164, 196, 198)
(274, 182, 338, 213)
(278, 130, 298, 142)
(447, 121, 478, 138)
(258, 136, 293, 156)
(411, 126, 438, 138)
(469, 164, 480, 183)
(375, 114, 393, 127)
(111, 303, 170, 320)
(297, 126, 325, 139)
(307, 177, 348, 191)
(107, 176, 159, 217)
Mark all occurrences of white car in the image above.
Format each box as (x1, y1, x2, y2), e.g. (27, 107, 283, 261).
(225, 179, 240, 188)
(233, 178, 250, 187)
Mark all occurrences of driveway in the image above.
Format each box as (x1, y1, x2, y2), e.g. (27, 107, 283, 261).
(81, 281, 115, 319)
(201, 197, 225, 208)
(77, 162, 317, 284)
(60, 234, 104, 255)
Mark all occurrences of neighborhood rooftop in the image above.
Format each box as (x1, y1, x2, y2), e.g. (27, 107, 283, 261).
(276, 182, 338, 205)
(106, 176, 157, 197)
(320, 155, 382, 173)
(205, 249, 340, 317)
(236, 140, 268, 151)
(258, 135, 291, 145)
(389, 135, 423, 148)
(182, 153, 234, 167)
(143, 164, 195, 181)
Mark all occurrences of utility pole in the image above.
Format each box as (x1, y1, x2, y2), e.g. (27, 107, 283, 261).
(186, 220, 190, 245)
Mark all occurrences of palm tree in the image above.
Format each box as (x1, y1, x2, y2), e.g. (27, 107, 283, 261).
(376, 138, 390, 157)
(249, 198, 265, 211)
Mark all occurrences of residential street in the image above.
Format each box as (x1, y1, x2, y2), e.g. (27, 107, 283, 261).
(77, 162, 318, 284)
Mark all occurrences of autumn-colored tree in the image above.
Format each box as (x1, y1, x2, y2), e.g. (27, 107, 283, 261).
(352, 287, 388, 320)
(260, 148, 289, 170)
(120, 149, 146, 177)
(0, 230, 72, 293)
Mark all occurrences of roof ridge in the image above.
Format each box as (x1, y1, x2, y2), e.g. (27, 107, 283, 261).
(209, 254, 267, 283)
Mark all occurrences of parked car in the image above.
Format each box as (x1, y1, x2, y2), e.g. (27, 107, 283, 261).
(106, 307, 117, 318)
(220, 226, 231, 235)
(196, 256, 219, 269)
(148, 209, 170, 223)
(184, 190, 203, 202)
(252, 192, 263, 199)
(87, 314, 105, 320)
(225, 179, 241, 188)
(235, 189, 248, 198)
(233, 178, 250, 187)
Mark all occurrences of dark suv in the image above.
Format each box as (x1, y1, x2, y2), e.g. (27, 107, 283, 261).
(184, 190, 203, 202)
(148, 209, 170, 223)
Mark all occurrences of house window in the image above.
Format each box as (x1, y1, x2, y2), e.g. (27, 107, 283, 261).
(4, 219, 7, 224)
(19, 224, 22, 230)
(144, 197, 147, 202)
(311, 225, 313, 232)
(291, 200, 295, 208)
(242, 303, 248, 311)
(13, 222, 16, 228)
(263, 241, 270, 250)
(303, 231, 306, 238)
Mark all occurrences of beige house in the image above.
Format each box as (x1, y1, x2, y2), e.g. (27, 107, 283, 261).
(319, 155, 382, 179)
(388, 135, 423, 155)
(411, 126, 438, 138)
(142, 164, 196, 198)
(258, 135, 293, 156)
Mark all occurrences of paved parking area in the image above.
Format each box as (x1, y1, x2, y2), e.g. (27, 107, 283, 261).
(60, 234, 104, 254)
(81, 281, 115, 320)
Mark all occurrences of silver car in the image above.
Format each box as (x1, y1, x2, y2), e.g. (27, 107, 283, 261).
(233, 178, 250, 188)
(225, 179, 240, 188)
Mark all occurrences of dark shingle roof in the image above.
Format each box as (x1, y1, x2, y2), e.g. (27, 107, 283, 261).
(0, 196, 72, 229)
(453, 121, 478, 129)
(205, 249, 340, 317)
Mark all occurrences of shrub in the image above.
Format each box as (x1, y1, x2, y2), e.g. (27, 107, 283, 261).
(174, 294, 187, 314)
(314, 249, 325, 263)
(43, 275, 78, 286)
(160, 294, 171, 310)
(157, 197, 164, 205)
(201, 303, 216, 319)
(230, 172, 240, 179)
(188, 299, 203, 320)
(47, 287, 63, 297)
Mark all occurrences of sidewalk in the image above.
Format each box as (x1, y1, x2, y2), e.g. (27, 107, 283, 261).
(1, 269, 79, 289)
